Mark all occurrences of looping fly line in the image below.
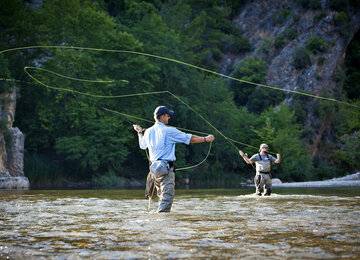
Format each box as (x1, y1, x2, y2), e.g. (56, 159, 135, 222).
(21, 68, 216, 170)
(2, 45, 358, 108)
(23, 65, 259, 154)
(1, 45, 355, 167)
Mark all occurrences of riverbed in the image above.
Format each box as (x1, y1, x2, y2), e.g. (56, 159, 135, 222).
(0, 188, 359, 259)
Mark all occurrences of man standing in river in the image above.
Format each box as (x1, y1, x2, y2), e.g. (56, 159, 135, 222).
(239, 143, 281, 196)
(133, 106, 215, 212)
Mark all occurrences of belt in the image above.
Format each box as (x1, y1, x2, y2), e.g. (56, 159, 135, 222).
(152, 159, 175, 168)
(259, 171, 270, 174)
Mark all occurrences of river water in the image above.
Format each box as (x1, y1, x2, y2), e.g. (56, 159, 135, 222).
(0, 187, 359, 259)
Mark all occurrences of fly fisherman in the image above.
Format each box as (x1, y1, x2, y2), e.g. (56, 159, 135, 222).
(239, 144, 281, 196)
(133, 106, 215, 212)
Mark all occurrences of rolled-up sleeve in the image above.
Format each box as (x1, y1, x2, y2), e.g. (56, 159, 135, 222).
(139, 135, 148, 150)
(166, 127, 192, 145)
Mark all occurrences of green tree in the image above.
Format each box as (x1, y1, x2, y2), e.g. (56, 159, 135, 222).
(0, 54, 12, 94)
(344, 32, 360, 99)
(229, 57, 267, 109)
(330, 0, 348, 11)
(339, 131, 360, 172)
(162, 1, 250, 69)
(3, 0, 352, 186)
(257, 104, 313, 181)
(306, 37, 330, 54)
(252, 117, 275, 144)
(299, 0, 321, 9)
(55, 118, 130, 173)
(247, 87, 285, 114)
(292, 47, 312, 69)
(7, 0, 160, 181)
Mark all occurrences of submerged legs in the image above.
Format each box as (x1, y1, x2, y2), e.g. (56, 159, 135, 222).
(155, 169, 175, 213)
(254, 173, 272, 196)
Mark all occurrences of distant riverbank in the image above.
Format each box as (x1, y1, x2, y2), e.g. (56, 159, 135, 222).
(271, 172, 360, 188)
(26, 172, 360, 190)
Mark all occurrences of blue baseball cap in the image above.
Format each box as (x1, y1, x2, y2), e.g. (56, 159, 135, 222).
(154, 106, 174, 117)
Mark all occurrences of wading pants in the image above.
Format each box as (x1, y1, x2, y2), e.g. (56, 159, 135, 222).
(154, 167, 175, 212)
(254, 172, 272, 196)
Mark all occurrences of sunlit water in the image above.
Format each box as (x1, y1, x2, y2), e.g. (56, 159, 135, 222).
(0, 188, 359, 259)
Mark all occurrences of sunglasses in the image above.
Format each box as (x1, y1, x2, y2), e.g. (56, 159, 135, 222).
(263, 147, 268, 149)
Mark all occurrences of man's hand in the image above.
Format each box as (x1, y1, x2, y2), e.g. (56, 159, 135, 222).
(133, 124, 143, 133)
(275, 153, 281, 164)
(239, 150, 251, 164)
(206, 134, 215, 142)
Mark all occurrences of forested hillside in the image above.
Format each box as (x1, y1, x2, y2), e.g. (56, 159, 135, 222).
(0, 0, 359, 187)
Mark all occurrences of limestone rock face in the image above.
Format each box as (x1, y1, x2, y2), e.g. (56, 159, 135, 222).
(6, 127, 25, 177)
(0, 88, 29, 189)
(223, 0, 360, 158)
(0, 176, 29, 189)
(0, 134, 9, 176)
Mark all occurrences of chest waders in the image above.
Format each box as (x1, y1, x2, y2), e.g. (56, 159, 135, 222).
(146, 161, 175, 212)
(254, 153, 272, 196)
(146, 172, 156, 210)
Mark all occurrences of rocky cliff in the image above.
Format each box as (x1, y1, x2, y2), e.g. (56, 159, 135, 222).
(0, 87, 29, 189)
(223, 0, 360, 158)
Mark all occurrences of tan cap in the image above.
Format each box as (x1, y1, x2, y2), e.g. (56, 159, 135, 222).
(259, 143, 268, 152)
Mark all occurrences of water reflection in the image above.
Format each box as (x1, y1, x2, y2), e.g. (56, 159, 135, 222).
(0, 188, 359, 259)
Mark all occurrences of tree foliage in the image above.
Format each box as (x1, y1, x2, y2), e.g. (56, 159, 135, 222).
(344, 31, 360, 100)
(339, 131, 360, 172)
(1, 0, 350, 186)
(229, 57, 269, 113)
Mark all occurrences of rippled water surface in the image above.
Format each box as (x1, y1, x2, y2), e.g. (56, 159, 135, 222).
(0, 188, 359, 259)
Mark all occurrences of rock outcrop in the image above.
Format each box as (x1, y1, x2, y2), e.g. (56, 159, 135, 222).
(224, 0, 360, 158)
(0, 87, 29, 189)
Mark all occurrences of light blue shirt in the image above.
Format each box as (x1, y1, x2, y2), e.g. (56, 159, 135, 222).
(139, 122, 192, 162)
